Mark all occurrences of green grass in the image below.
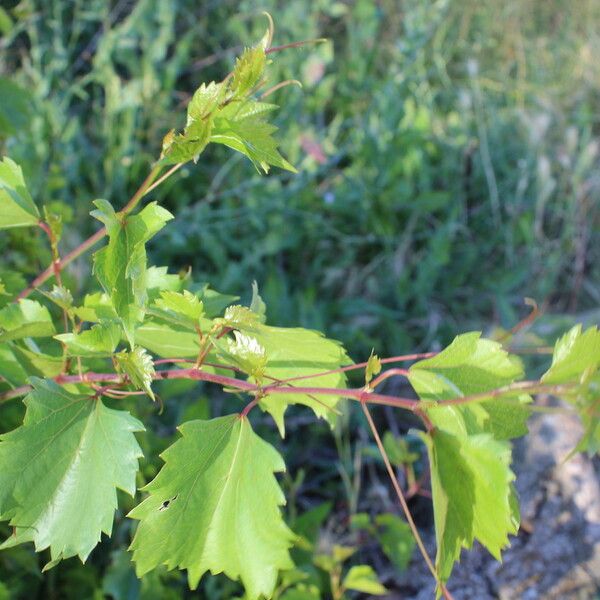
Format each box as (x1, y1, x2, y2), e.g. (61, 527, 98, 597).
(0, 0, 599, 597)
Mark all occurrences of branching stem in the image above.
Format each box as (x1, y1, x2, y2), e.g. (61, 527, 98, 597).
(17, 164, 163, 301)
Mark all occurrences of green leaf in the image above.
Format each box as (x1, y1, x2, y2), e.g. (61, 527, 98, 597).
(542, 326, 600, 456)
(542, 325, 600, 384)
(219, 304, 263, 329)
(92, 200, 173, 347)
(0, 344, 29, 387)
(72, 292, 117, 322)
(219, 331, 267, 381)
(136, 322, 200, 358)
(382, 432, 419, 466)
(198, 286, 239, 318)
(575, 387, 600, 456)
(160, 122, 212, 166)
(365, 350, 382, 385)
(211, 105, 296, 174)
(292, 502, 332, 546)
(11, 345, 63, 379)
(420, 429, 518, 585)
(0, 299, 55, 342)
(342, 565, 387, 595)
(154, 290, 204, 329)
(231, 46, 267, 97)
(231, 322, 350, 435)
(55, 321, 121, 357)
(161, 81, 225, 165)
(146, 266, 185, 299)
(0, 79, 32, 137)
(249, 281, 266, 322)
(0, 379, 143, 565)
(128, 415, 294, 598)
(374, 513, 415, 572)
(187, 81, 226, 122)
(279, 584, 321, 600)
(45, 285, 73, 310)
(0, 157, 39, 228)
(0, 9, 13, 36)
(116, 347, 156, 400)
(409, 332, 530, 439)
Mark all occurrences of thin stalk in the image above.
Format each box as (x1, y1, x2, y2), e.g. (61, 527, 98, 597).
(369, 368, 410, 389)
(37, 220, 69, 333)
(240, 398, 259, 418)
(266, 38, 327, 54)
(435, 381, 575, 408)
(16, 164, 162, 301)
(267, 352, 435, 386)
(361, 402, 453, 600)
(144, 163, 184, 196)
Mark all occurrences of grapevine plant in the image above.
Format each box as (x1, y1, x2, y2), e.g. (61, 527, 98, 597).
(0, 18, 599, 600)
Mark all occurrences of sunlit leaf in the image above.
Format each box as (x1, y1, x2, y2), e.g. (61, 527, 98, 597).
(0, 379, 143, 565)
(129, 415, 294, 598)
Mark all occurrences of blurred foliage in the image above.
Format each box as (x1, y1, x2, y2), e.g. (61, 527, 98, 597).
(1, 0, 599, 597)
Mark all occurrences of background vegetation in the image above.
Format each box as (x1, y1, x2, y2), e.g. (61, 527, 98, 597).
(0, 0, 599, 598)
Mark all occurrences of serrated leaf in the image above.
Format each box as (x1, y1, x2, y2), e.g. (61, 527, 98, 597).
(231, 45, 266, 97)
(231, 322, 350, 436)
(365, 350, 381, 385)
(161, 82, 225, 165)
(542, 325, 600, 384)
(0, 157, 39, 229)
(161, 120, 212, 165)
(187, 81, 227, 121)
(409, 332, 530, 440)
(116, 347, 155, 400)
(211, 108, 296, 174)
(128, 415, 294, 598)
(92, 200, 173, 347)
(0, 379, 143, 565)
(0, 299, 55, 342)
(220, 304, 263, 329)
(219, 331, 267, 381)
(420, 429, 518, 585)
(154, 290, 204, 329)
(55, 321, 121, 357)
(342, 565, 387, 595)
(542, 326, 600, 456)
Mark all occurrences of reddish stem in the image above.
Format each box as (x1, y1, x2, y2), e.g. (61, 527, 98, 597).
(435, 381, 575, 407)
(240, 398, 259, 418)
(17, 165, 162, 301)
(268, 352, 435, 386)
(0, 367, 418, 410)
(369, 368, 410, 389)
(266, 38, 327, 54)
